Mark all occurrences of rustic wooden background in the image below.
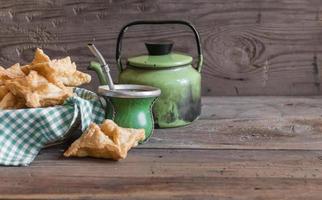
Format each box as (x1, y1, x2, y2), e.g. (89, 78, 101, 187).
(1, 0, 322, 96)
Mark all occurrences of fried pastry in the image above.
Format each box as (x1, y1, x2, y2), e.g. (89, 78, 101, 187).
(24, 49, 91, 87)
(30, 61, 91, 87)
(5, 70, 72, 108)
(21, 48, 50, 74)
(0, 92, 25, 109)
(0, 63, 25, 85)
(57, 70, 92, 87)
(20, 65, 30, 75)
(6, 63, 25, 77)
(32, 48, 51, 65)
(64, 120, 145, 160)
(27, 62, 65, 89)
(51, 57, 77, 75)
(0, 86, 9, 101)
(0, 48, 90, 109)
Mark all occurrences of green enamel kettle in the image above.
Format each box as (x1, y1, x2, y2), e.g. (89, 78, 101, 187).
(116, 20, 203, 128)
(89, 20, 203, 129)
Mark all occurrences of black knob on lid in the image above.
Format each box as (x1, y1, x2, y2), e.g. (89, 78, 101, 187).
(145, 40, 173, 55)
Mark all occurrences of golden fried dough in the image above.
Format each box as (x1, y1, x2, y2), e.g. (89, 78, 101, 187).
(6, 63, 25, 77)
(0, 63, 25, 85)
(32, 48, 50, 65)
(27, 58, 91, 87)
(102, 120, 146, 156)
(64, 120, 145, 160)
(0, 48, 90, 109)
(57, 70, 91, 87)
(27, 62, 65, 88)
(5, 71, 72, 108)
(0, 92, 15, 109)
(21, 48, 50, 74)
(23, 49, 91, 87)
(0, 92, 25, 109)
(51, 57, 77, 75)
(0, 86, 9, 101)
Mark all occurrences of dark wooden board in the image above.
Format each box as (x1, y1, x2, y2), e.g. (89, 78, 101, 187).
(2, 147, 322, 200)
(1, 0, 322, 95)
(142, 96, 322, 150)
(2, 96, 322, 199)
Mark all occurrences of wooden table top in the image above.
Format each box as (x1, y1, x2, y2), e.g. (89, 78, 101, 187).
(2, 96, 322, 199)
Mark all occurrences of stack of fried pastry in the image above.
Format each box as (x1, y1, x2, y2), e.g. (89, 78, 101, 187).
(0, 48, 91, 109)
(64, 120, 145, 160)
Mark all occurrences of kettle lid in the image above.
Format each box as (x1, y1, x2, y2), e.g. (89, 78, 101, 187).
(127, 41, 193, 68)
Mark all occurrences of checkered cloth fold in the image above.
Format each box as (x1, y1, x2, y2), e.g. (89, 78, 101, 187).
(0, 88, 105, 166)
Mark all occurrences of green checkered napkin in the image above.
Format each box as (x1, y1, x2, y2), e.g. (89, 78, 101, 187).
(0, 88, 105, 166)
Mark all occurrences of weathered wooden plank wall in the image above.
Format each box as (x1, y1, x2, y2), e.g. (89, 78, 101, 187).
(0, 0, 322, 95)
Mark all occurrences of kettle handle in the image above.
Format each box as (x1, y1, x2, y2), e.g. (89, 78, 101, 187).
(116, 20, 203, 72)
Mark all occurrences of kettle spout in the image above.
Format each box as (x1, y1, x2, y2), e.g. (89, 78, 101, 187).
(88, 61, 108, 85)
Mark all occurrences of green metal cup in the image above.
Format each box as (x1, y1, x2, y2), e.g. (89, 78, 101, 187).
(98, 84, 161, 142)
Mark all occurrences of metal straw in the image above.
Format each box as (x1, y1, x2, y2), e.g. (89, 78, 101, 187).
(87, 43, 115, 90)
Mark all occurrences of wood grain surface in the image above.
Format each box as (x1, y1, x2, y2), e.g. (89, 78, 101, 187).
(2, 96, 322, 199)
(143, 96, 322, 150)
(1, 0, 322, 95)
(2, 148, 322, 200)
